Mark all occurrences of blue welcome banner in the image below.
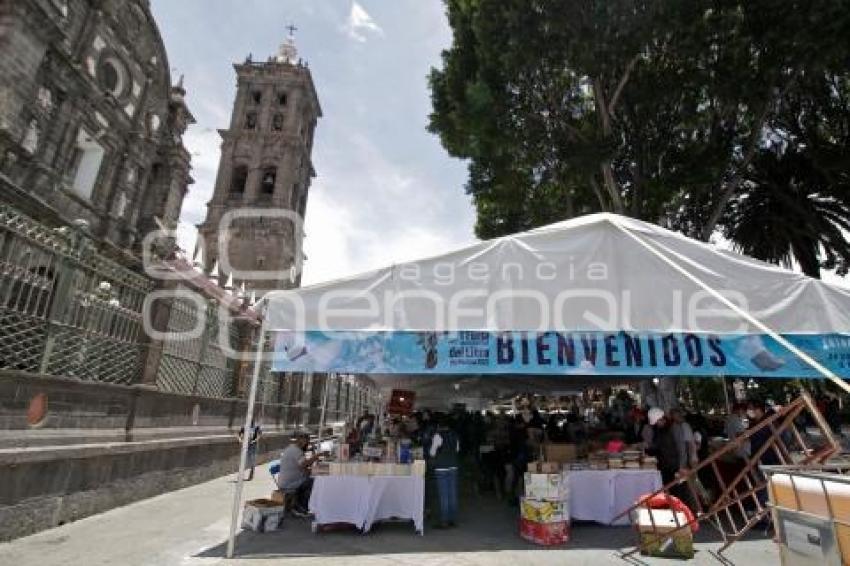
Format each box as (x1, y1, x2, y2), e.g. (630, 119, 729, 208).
(272, 330, 850, 378)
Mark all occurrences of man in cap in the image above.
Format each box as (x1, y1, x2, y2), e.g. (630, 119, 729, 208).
(646, 407, 684, 485)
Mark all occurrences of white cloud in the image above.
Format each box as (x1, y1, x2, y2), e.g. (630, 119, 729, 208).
(302, 189, 470, 286)
(301, 127, 475, 285)
(342, 1, 383, 43)
(174, 125, 221, 257)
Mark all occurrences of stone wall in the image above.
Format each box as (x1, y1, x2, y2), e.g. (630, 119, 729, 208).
(0, 370, 298, 541)
(0, 370, 298, 444)
(0, 432, 290, 541)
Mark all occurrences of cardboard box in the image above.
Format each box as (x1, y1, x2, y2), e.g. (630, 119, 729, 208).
(524, 473, 569, 500)
(242, 499, 285, 533)
(519, 518, 570, 545)
(540, 462, 561, 473)
(544, 443, 578, 464)
(270, 490, 285, 505)
(636, 508, 693, 559)
(639, 531, 694, 559)
(521, 497, 570, 523)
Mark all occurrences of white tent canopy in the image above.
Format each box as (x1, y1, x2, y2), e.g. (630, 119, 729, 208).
(265, 213, 850, 380)
(267, 213, 850, 334)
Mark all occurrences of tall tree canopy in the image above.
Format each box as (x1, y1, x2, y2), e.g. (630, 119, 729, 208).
(428, 0, 850, 277)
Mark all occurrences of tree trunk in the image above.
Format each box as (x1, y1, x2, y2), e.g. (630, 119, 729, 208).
(592, 78, 625, 214)
(701, 76, 801, 241)
(600, 161, 625, 214)
(589, 175, 610, 210)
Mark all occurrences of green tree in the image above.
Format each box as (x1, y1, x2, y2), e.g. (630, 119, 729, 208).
(428, 0, 850, 276)
(720, 67, 850, 277)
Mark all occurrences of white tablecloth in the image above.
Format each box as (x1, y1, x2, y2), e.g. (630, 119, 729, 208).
(309, 475, 424, 534)
(567, 469, 662, 526)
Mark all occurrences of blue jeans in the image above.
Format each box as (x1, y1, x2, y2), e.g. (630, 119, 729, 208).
(434, 467, 458, 524)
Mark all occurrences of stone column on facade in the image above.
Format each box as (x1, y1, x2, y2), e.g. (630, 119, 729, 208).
(212, 141, 235, 204)
(274, 141, 296, 207)
(230, 76, 249, 131)
(256, 84, 272, 134)
(138, 279, 175, 386)
(104, 71, 154, 244)
(39, 220, 91, 374)
(285, 88, 301, 133)
(243, 154, 263, 202)
(41, 91, 72, 171)
(71, 4, 102, 61)
(231, 308, 259, 398)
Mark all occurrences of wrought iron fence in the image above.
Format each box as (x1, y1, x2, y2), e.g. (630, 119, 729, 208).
(0, 202, 249, 394)
(155, 291, 242, 397)
(0, 203, 152, 384)
(0, 202, 376, 420)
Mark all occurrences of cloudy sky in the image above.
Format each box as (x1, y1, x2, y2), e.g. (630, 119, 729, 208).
(150, 0, 476, 285)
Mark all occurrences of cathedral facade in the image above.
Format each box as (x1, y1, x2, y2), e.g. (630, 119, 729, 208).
(198, 35, 320, 293)
(0, 0, 194, 253)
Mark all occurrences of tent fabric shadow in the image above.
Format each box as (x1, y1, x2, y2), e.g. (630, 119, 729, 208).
(195, 495, 757, 560)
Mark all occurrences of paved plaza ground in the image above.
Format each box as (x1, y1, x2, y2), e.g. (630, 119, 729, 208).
(0, 472, 779, 566)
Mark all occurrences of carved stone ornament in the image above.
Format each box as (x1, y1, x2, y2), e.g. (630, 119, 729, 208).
(37, 87, 54, 113)
(22, 119, 40, 154)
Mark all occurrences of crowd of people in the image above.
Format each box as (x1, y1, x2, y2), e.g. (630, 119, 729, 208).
(255, 386, 846, 526)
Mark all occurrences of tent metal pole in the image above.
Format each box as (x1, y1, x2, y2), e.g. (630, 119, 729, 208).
(317, 372, 331, 440)
(226, 321, 267, 559)
(721, 377, 732, 414)
(612, 219, 850, 396)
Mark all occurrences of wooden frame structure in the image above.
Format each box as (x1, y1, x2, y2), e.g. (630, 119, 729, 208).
(615, 390, 840, 559)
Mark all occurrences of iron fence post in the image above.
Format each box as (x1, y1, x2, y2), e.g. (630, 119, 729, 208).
(190, 300, 214, 395)
(38, 221, 86, 374)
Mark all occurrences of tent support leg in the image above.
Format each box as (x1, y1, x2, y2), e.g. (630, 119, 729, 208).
(317, 372, 331, 440)
(721, 376, 731, 414)
(226, 324, 266, 559)
(611, 219, 850, 396)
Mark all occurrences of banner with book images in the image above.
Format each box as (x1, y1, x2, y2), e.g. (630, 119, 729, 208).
(272, 330, 850, 378)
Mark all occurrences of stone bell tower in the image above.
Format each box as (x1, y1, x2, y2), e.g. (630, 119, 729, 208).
(198, 30, 321, 292)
